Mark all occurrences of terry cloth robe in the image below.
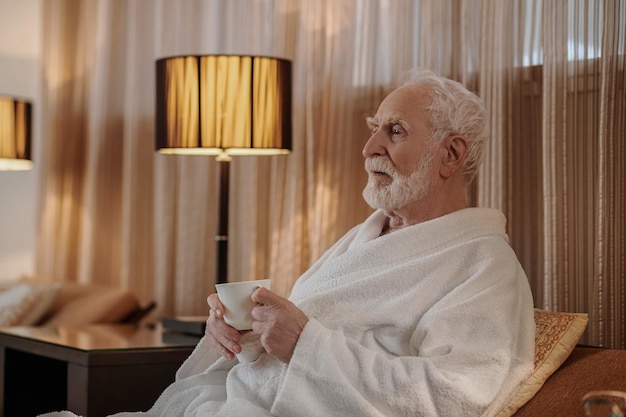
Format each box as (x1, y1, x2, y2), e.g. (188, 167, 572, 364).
(107, 207, 534, 417)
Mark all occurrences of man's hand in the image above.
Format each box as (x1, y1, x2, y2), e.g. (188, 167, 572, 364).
(251, 287, 309, 364)
(206, 293, 243, 361)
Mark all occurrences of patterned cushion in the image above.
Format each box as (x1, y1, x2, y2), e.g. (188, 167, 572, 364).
(496, 309, 589, 417)
(0, 282, 61, 326)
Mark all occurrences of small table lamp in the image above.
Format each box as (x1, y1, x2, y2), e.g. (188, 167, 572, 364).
(0, 96, 32, 171)
(155, 55, 292, 284)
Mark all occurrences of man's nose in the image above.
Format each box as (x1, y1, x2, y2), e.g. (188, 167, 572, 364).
(362, 132, 386, 158)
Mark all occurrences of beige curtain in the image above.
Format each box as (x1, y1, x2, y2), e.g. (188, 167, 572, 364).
(38, 0, 625, 347)
(477, 0, 625, 347)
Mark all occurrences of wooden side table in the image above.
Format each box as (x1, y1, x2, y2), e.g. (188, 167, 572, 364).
(0, 324, 196, 417)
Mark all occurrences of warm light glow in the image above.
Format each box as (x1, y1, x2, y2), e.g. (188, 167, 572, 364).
(155, 55, 292, 157)
(0, 96, 32, 171)
(157, 148, 290, 156)
(0, 159, 33, 170)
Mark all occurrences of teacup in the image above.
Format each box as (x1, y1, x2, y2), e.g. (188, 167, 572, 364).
(215, 279, 271, 330)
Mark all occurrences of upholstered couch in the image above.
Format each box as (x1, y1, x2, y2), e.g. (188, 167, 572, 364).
(504, 309, 626, 417)
(0, 276, 154, 327)
(514, 345, 626, 416)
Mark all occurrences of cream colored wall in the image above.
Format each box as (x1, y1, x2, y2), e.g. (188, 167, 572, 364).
(0, 0, 42, 280)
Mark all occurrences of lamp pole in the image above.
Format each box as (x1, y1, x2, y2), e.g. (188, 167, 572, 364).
(215, 156, 230, 284)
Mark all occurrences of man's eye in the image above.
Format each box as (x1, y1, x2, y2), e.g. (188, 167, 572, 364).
(391, 125, 403, 135)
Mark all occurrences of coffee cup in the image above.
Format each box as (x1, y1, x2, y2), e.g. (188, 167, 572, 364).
(214, 279, 271, 330)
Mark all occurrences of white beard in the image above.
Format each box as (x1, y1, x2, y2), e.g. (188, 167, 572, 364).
(362, 152, 434, 212)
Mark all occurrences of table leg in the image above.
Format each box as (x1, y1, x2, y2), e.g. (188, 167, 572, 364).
(0, 347, 5, 417)
(67, 362, 89, 417)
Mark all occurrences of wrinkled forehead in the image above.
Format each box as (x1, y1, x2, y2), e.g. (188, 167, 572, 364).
(372, 85, 433, 123)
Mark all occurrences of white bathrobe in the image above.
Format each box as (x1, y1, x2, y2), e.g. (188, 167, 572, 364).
(76, 208, 535, 417)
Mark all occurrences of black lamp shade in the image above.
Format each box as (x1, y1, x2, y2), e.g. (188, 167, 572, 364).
(0, 96, 32, 171)
(155, 55, 292, 157)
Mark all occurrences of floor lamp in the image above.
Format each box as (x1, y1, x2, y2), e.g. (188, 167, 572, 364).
(0, 96, 32, 171)
(155, 55, 292, 285)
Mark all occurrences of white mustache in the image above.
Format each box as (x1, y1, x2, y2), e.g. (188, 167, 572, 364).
(365, 157, 398, 177)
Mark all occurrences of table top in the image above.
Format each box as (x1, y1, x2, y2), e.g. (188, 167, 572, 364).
(0, 323, 197, 365)
(0, 323, 196, 351)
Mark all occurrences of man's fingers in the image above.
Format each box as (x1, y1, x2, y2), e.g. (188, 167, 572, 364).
(210, 318, 241, 351)
(207, 293, 225, 317)
(205, 332, 236, 361)
(207, 305, 242, 358)
(251, 286, 280, 306)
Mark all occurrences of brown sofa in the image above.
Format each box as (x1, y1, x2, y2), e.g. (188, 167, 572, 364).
(37, 279, 155, 326)
(514, 345, 626, 416)
(0, 276, 155, 327)
(492, 309, 626, 417)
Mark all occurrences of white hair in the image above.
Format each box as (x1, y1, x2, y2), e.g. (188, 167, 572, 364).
(400, 69, 487, 184)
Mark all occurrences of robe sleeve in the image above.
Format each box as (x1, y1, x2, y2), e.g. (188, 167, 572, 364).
(176, 336, 227, 380)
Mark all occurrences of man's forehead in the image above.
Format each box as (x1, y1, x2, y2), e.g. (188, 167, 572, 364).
(374, 85, 431, 117)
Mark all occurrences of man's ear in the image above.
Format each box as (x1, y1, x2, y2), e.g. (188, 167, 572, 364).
(439, 135, 469, 178)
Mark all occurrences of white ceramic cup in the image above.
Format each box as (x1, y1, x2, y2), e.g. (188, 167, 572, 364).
(214, 279, 271, 330)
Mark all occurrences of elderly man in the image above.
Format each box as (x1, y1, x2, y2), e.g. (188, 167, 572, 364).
(113, 69, 535, 417)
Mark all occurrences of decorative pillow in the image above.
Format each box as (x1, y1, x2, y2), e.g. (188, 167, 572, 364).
(0, 282, 62, 326)
(495, 308, 589, 417)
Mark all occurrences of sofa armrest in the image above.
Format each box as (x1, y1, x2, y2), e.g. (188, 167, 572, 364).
(514, 346, 626, 416)
(39, 281, 143, 326)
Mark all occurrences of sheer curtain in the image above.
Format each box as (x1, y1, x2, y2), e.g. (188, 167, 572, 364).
(477, 0, 625, 347)
(37, 0, 625, 347)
